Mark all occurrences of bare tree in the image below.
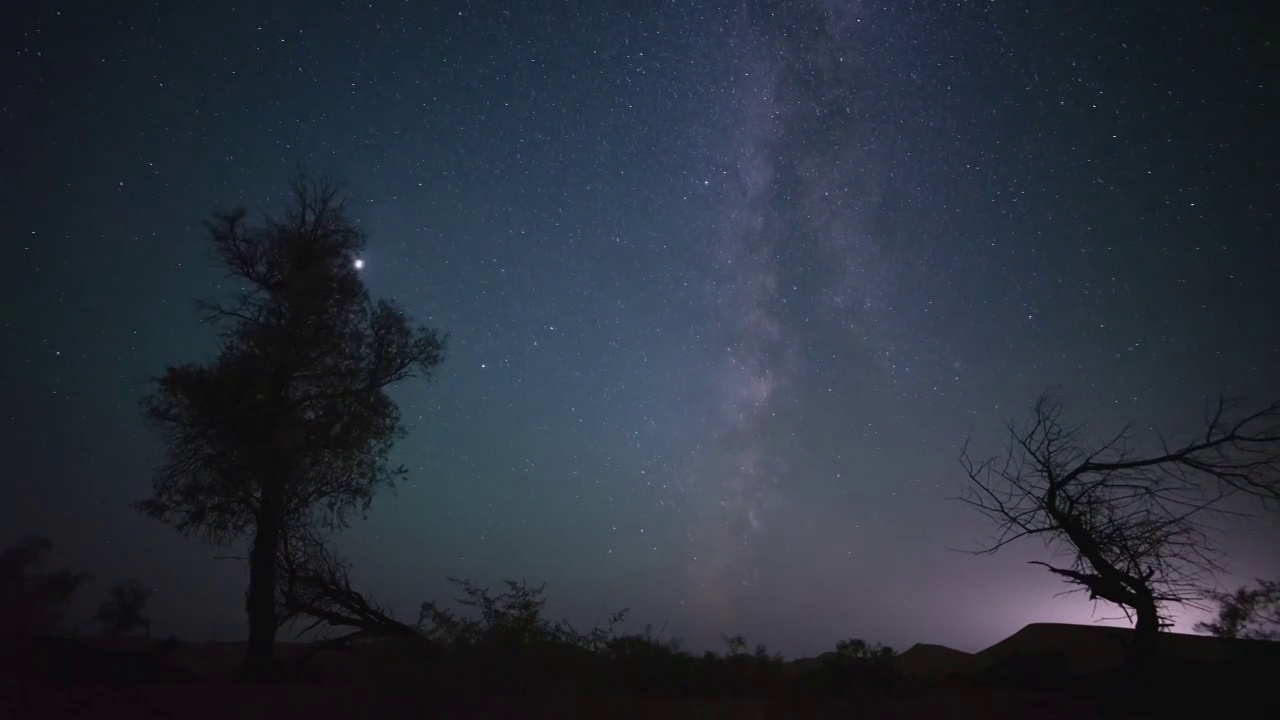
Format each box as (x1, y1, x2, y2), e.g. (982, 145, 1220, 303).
(94, 580, 153, 638)
(138, 175, 447, 677)
(959, 391, 1280, 666)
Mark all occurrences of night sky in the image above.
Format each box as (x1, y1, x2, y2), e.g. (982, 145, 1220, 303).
(4, 1, 1278, 656)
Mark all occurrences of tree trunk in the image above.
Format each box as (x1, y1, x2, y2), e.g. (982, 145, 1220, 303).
(1127, 601, 1160, 670)
(243, 493, 282, 679)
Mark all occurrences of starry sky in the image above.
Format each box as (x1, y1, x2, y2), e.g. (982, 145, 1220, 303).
(4, 0, 1278, 656)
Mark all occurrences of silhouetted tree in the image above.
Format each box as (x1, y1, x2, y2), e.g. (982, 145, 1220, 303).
(1195, 579, 1280, 640)
(722, 633, 748, 657)
(835, 637, 895, 661)
(94, 580, 153, 638)
(0, 535, 91, 635)
(959, 391, 1280, 667)
(138, 175, 447, 677)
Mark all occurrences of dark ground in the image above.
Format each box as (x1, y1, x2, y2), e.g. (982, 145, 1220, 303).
(7, 682, 1173, 720)
(3, 633, 1270, 719)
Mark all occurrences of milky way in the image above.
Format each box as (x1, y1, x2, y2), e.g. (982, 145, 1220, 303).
(685, 4, 901, 623)
(686, 40, 788, 619)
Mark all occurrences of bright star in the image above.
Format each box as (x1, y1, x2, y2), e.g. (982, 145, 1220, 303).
(353, 258, 365, 270)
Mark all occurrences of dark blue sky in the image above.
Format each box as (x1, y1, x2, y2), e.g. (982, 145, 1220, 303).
(4, 0, 1277, 655)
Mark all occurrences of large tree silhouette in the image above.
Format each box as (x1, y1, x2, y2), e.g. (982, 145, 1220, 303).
(139, 176, 446, 677)
(960, 391, 1280, 666)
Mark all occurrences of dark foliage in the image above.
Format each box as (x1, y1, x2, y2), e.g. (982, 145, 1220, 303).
(787, 639, 901, 697)
(1195, 579, 1280, 640)
(94, 580, 153, 638)
(278, 574, 909, 699)
(0, 536, 91, 635)
(270, 566, 737, 693)
(12, 564, 1276, 712)
(835, 637, 896, 661)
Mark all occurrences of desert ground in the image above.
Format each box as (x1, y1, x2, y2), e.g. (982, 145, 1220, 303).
(5, 624, 1275, 719)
